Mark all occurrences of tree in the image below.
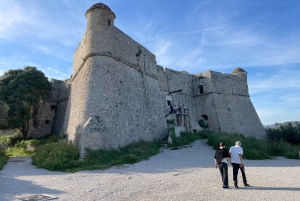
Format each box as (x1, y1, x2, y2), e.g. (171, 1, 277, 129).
(0, 67, 51, 139)
(266, 122, 300, 145)
(0, 100, 9, 126)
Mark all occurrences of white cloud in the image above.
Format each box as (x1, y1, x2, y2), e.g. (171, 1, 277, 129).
(152, 39, 173, 67)
(46, 67, 69, 80)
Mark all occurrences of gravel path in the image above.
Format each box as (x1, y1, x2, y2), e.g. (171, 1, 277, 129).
(0, 139, 299, 201)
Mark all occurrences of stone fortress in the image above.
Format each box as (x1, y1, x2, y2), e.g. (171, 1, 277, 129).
(24, 3, 266, 155)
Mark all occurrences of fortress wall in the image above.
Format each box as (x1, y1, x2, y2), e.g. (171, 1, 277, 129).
(193, 94, 221, 131)
(73, 27, 157, 81)
(80, 56, 167, 150)
(52, 80, 71, 134)
(157, 65, 168, 93)
(203, 71, 248, 96)
(28, 101, 56, 138)
(28, 79, 61, 138)
(211, 93, 266, 137)
(73, 32, 88, 75)
(159, 68, 201, 130)
(52, 100, 68, 134)
(193, 73, 265, 137)
(111, 28, 157, 77)
(63, 60, 91, 145)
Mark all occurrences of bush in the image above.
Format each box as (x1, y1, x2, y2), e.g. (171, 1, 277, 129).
(0, 148, 8, 170)
(4, 139, 34, 156)
(32, 140, 162, 172)
(168, 132, 203, 147)
(200, 131, 300, 160)
(198, 120, 208, 129)
(0, 132, 23, 146)
(266, 122, 300, 144)
(32, 142, 81, 172)
(166, 119, 175, 124)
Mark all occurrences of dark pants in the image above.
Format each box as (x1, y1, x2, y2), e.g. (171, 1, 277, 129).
(232, 163, 247, 186)
(218, 162, 228, 186)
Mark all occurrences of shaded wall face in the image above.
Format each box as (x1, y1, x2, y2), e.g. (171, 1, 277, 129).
(63, 60, 91, 145)
(52, 80, 71, 135)
(157, 68, 202, 130)
(212, 93, 266, 137)
(28, 101, 56, 138)
(82, 57, 167, 150)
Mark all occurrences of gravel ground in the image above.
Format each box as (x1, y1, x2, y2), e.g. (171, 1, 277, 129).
(0, 139, 299, 201)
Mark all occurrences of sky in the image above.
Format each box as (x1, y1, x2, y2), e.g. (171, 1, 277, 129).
(0, 0, 299, 125)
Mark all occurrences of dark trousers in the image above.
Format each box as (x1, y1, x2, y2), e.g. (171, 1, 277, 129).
(218, 162, 228, 186)
(232, 163, 247, 186)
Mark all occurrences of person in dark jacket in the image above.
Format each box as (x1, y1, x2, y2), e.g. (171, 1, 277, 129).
(214, 142, 231, 189)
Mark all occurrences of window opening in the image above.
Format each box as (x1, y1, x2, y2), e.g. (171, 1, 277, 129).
(108, 20, 111, 26)
(199, 85, 204, 94)
(201, 115, 208, 120)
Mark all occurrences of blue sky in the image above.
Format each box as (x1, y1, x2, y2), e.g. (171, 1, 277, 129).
(0, 0, 299, 125)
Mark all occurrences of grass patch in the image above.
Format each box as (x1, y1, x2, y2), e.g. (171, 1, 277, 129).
(3, 135, 62, 157)
(0, 134, 63, 168)
(32, 142, 81, 172)
(32, 140, 162, 172)
(168, 131, 203, 148)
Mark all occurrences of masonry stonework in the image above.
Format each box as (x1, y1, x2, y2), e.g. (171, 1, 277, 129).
(24, 3, 265, 154)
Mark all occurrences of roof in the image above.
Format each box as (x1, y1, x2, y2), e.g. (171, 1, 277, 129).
(86, 3, 115, 17)
(232, 67, 246, 74)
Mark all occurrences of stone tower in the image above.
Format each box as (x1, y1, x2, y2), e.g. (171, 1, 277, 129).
(63, 3, 168, 155)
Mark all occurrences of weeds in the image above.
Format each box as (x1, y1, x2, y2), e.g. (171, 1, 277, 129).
(32, 140, 162, 172)
(168, 132, 203, 147)
(0, 148, 8, 170)
(32, 142, 81, 172)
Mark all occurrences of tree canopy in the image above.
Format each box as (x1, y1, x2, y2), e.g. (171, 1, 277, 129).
(0, 66, 51, 139)
(0, 100, 9, 124)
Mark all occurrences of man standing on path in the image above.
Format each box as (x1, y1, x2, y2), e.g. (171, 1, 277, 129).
(214, 142, 231, 189)
(229, 141, 250, 188)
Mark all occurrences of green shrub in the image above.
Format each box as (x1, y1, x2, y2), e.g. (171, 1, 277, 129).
(32, 142, 81, 172)
(2, 134, 61, 157)
(166, 119, 175, 124)
(168, 132, 203, 147)
(198, 120, 208, 129)
(0, 133, 23, 146)
(32, 140, 162, 172)
(0, 148, 8, 170)
(266, 122, 300, 144)
(199, 131, 300, 160)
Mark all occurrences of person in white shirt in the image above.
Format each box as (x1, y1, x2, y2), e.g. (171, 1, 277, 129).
(229, 141, 250, 188)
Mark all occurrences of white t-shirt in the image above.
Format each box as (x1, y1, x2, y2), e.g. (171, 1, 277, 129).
(229, 145, 243, 164)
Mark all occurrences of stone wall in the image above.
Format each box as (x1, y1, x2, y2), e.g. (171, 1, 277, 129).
(192, 70, 265, 137)
(52, 80, 71, 134)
